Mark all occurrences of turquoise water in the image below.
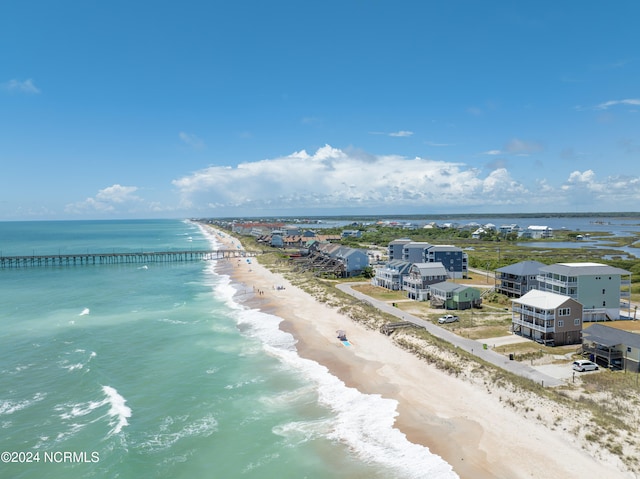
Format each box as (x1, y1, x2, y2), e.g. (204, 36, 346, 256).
(0, 220, 456, 479)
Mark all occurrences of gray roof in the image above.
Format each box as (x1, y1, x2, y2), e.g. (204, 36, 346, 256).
(426, 245, 462, 252)
(496, 260, 546, 276)
(380, 260, 412, 274)
(430, 281, 476, 294)
(404, 241, 432, 248)
(539, 262, 631, 276)
(411, 262, 448, 275)
(583, 323, 640, 349)
(388, 238, 412, 245)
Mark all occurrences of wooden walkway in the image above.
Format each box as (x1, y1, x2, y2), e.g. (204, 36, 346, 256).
(0, 249, 257, 268)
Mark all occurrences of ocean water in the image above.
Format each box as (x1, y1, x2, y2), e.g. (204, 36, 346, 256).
(0, 219, 456, 479)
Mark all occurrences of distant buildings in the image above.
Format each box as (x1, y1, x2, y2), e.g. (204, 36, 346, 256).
(374, 239, 476, 306)
(387, 240, 468, 279)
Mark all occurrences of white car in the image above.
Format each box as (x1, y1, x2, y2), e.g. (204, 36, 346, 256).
(572, 360, 599, 372)
(438, 314, 459, 324)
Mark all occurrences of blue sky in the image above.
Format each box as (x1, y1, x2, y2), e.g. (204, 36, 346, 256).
(1, 1, 639, 220)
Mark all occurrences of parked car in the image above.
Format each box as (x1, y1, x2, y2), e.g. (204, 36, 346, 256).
(572, 360, 599, 372)
(438, 314, 459, 324)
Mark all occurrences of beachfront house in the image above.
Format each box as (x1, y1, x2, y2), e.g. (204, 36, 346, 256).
(429, 282, 482, 310)
(372, 260, 412, 290)
(303, 243, 369, 277)
(402, 241, 432, 263)
(581, 323, 640, 372)
(402, 262, 449, 300)
(338, 248, 369, 277)
(536, 262, 632, 321)
(386, 240, 468, 279)
(270, 230, 285, 248)
(511, 290, 583, 346)
(496, 261, 545, 298)
(521, 225, 553, 239)
(424, 245, 468, 279)
(387, 238, 412, 260)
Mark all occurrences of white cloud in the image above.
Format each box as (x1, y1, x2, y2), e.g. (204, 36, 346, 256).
(172, 145, 534, 214)
(483, 149, 502, 155)
(179, 131, 205, 149)
(2, 78, 40, 94)
(594, 99, 640, 110)
(560, 170, 640, 204)
(65, 184, 143, 214)
(389, 130, 414, 137)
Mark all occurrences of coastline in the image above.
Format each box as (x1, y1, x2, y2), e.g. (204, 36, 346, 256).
(206, 226, 631, 479)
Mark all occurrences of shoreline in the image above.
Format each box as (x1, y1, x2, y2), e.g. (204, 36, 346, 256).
(205, 225, 631, 479)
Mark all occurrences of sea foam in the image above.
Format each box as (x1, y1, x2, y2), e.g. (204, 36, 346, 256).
(197, 221, 458, 478)
(102, 385, 132, 436)
(230, 295, 457, 478)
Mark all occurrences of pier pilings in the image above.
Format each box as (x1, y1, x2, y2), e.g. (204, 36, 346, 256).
(0, 250, 257, 268)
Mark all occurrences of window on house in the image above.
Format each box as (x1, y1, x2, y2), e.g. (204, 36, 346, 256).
(602, 289, 605, 295)
(628, 347, 632, 353)
(603, 301, 606, 307)
(574, 318, 581, 326)
(558, 308, 570, 316)
(557, 320, 564, 327)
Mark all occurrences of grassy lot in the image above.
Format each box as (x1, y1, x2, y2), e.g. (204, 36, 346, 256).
(350, 283, 406, 301)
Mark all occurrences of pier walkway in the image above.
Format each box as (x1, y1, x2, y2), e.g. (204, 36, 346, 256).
(0, 249, 258, 268)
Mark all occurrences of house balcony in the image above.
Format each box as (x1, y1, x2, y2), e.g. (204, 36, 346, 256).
(582, 343, 624, 361)
(498, 282, 523, 296)
(512, 305, 555, 322)
(511, 316, 556, 334)
(536, 276, 577, 289)
(512, 316, 555, 333)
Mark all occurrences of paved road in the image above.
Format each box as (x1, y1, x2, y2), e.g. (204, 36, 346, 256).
(337, 282, 564, 387)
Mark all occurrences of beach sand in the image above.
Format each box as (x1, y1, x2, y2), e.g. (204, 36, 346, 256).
(210, 227, 631, 479)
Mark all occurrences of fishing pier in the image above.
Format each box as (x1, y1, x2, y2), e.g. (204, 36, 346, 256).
(0, 249, 258, 268)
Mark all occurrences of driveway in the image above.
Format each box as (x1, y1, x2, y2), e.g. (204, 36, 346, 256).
(337, 282, 565, 387)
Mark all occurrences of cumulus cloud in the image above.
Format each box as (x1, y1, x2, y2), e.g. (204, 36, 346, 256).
(171, 145, 533, 214)
(561, 170, 640, 204)
(1, 78, 40, 94)
(594, 99, 640, 110)
(65, 184, 143, 214)
(179, 131, 205, 149)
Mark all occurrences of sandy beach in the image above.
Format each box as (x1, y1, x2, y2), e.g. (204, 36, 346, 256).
(210, 227, 632, 479)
